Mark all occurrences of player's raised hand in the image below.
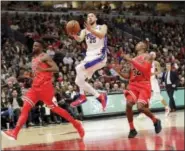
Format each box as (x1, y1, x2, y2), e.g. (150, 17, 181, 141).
(84, 22, 92, 32)
(71, 34, 79, 40)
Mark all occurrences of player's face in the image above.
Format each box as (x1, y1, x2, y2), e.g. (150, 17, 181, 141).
(135, 42, 146, 52)
(32, 42, 42, 53)
(87, 13, 97, 25)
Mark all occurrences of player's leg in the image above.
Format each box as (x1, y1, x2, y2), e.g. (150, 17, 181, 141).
(124, 89, 138, 138)
(71, 57, 107, 110)
(40, 84, 84, 138)
(1, 89, 37, 140)
(137, 90, 162, 134)
(153, 92, 170, 116)
(75, 62, 100, 97)
(51, 106, 85, 138)
(137, 91, 159, 120)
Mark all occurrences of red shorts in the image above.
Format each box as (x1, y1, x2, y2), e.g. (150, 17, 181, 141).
(124, 82, 151, 105)
(22, 81, 57, 109)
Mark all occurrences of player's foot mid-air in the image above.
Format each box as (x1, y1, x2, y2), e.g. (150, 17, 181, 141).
(67, 13, 108, 111)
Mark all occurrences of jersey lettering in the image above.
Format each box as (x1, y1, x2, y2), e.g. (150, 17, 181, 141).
(133, 68, 142, 76)
(86, 33, 96, 43)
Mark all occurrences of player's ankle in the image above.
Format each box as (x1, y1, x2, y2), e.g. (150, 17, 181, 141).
(129, 122, 135, 130)
(152, 117, 158, 123)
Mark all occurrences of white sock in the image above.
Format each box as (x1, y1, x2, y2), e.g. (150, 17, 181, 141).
(80, 89, 85, 95)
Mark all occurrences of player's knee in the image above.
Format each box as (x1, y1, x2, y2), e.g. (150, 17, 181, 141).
(126, 102, 134, 108)
(75, 76, 81, 85)
(137, 103, 145, 112)
(20, 102, 32, 116)
(125, 94, 135, 104)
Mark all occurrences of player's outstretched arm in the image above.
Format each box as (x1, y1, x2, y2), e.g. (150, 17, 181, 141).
(38, 54, 59, 72)
(122, 54, 152, 73)
(85, 23, 107, 39)
(112, 64, 130, 79)
(72, 29, 85, 42)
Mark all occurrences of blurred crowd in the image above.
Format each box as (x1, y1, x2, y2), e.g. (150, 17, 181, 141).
(2, 1, 184, 16)
(1, 11, 185, 129)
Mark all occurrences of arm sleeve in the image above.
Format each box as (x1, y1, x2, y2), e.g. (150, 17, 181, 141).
(77, 29, 86, 42)
(130, 59, 151, 73)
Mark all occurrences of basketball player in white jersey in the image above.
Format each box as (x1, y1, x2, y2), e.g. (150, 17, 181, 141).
(138, 52, 170, 119)
(70, 13, 108, 111)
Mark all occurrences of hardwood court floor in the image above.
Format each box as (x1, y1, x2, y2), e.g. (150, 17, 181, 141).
(1, 110, 184, 150)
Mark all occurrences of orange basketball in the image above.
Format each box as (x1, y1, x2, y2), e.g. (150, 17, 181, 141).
(66, 20, 80, 35)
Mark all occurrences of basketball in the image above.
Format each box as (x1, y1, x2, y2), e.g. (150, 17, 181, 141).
(66, 20, 80, 35)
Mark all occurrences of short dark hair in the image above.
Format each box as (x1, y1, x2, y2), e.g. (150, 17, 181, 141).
(34, 39, 45, 48)
(87, 12, 97, 17)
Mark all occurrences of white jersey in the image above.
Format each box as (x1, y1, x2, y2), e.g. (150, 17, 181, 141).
(151, 61, 156, 80)
(85, 25, 107, 56)
(150, 61, 160, 92)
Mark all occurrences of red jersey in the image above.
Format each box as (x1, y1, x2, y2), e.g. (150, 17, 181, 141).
(129, 54, 151, 83)
(31, 53, 53, 87)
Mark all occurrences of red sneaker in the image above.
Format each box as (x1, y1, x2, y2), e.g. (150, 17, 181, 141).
(1, 129, 17, 140)
(97, 93, 107, 111)
(73, 120, 85, 138)
(70, 95, 87, 107)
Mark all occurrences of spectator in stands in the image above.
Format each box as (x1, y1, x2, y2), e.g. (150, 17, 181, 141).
(112, 83, 121, 93)
(179, 77, 185, 87)
(63, 53, 74, 65)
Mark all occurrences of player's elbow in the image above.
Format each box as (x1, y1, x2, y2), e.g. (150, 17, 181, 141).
(98, 34, 105, 39)
(55, 66, 59, 72)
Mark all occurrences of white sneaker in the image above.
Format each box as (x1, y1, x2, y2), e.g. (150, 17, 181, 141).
(165, 107, 170, 117)
(137, 113, 146, 119)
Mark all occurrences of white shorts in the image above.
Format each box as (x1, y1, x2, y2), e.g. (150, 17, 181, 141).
(151, 78, 161, 93)
(76, 54, 107, 79)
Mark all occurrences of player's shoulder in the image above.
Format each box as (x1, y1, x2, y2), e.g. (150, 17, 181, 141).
(99, 24, 107, 29)
(41, 53, 48, 57)
(137, 53, 149, 59)
(143, 53, 152, 63)
(41, 53, 52, 61)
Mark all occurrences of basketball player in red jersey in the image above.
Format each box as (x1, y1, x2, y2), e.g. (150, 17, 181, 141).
(2, 40, 84, 140)
(114, 42, 162, 138)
